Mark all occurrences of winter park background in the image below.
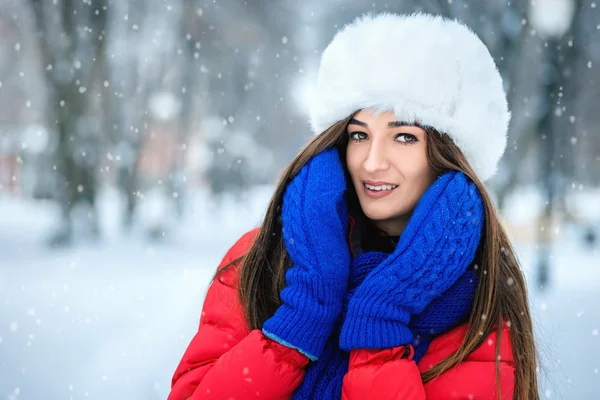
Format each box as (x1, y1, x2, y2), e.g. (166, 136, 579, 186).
(1, 0, 599, 399)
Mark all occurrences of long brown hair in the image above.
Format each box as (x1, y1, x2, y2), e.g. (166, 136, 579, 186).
(221, 113, 539, 399)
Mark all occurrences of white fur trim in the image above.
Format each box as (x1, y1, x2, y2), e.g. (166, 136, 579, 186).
(309, 13, 510, 181)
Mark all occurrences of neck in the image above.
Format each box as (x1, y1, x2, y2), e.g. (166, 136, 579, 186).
(372, 214, 411, 237)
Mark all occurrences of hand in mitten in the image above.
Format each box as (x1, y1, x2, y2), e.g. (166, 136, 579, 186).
(339, 171, 484, 350)
(262, 147, 351, 361)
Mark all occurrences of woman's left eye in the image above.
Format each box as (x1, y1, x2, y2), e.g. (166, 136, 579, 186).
(395, 134, 418, 144)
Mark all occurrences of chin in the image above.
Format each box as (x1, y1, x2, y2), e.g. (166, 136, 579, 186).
(361, 207, 399, 222)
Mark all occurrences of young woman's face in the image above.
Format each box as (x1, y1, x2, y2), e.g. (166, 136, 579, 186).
(345, 109, 438, 236)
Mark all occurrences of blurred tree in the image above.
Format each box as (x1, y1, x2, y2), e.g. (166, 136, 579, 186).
(29, 0, 109, 246)
(179, 0, 298, 199)
(531, 0, 583, 289)
(104, 0, 148, 229)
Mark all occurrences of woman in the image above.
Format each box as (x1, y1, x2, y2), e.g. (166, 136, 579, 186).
(169, 13, 538, 399)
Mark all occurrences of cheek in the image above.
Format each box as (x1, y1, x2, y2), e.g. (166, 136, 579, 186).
(345, 146, 362, 180)
(391, 147, 430, 178)
(392, 149, 434, 198)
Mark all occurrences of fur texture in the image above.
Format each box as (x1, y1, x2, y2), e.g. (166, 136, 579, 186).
(309, 13, 510, 181)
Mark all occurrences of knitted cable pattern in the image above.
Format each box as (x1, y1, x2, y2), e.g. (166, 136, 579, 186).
(262, 149, 483, 399)
(293, 250, 479, 400)
(340, 171, 484, 350)
(262, 147, 350, 361)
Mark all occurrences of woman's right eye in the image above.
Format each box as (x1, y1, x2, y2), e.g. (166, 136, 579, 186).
(349, 131, 368, 141)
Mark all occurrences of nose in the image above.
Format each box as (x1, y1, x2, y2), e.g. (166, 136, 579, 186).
(363, 140, 390, 173)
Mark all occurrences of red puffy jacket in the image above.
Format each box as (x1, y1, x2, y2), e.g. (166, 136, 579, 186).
(169, 228, 515, 399)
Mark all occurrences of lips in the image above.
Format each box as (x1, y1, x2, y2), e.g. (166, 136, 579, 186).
(362, 180, 398, 199)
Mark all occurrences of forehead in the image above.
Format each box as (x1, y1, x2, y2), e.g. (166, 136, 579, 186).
(349, 110, 426, 134)
(353, 109, 396, 120)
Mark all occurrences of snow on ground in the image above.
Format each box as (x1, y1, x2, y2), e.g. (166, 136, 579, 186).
(1, 186, 599, 399)
(517, 239, 600, 399)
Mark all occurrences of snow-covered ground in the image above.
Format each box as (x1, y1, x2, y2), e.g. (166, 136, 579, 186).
(1, 187, 599, 399)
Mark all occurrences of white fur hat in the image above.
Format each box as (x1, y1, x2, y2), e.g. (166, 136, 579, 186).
(309, 13, 510, 181)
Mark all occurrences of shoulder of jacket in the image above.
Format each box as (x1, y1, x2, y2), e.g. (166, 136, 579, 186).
(216, 227, 261, 287)
(419, 321, 514, 369)
(466, 321, 514, 364)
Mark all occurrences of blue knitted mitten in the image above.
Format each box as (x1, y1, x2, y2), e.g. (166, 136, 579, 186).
(263, 147, 351, 361)
(339, 171, 484, 350)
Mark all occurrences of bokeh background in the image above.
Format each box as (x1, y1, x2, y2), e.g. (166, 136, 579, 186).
(1, 0, 599, 399)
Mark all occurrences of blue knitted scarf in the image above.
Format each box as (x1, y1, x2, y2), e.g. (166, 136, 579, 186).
(291, 250, 479, 399)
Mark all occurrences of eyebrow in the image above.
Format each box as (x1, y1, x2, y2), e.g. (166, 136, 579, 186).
(348, 118, 420, 128)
